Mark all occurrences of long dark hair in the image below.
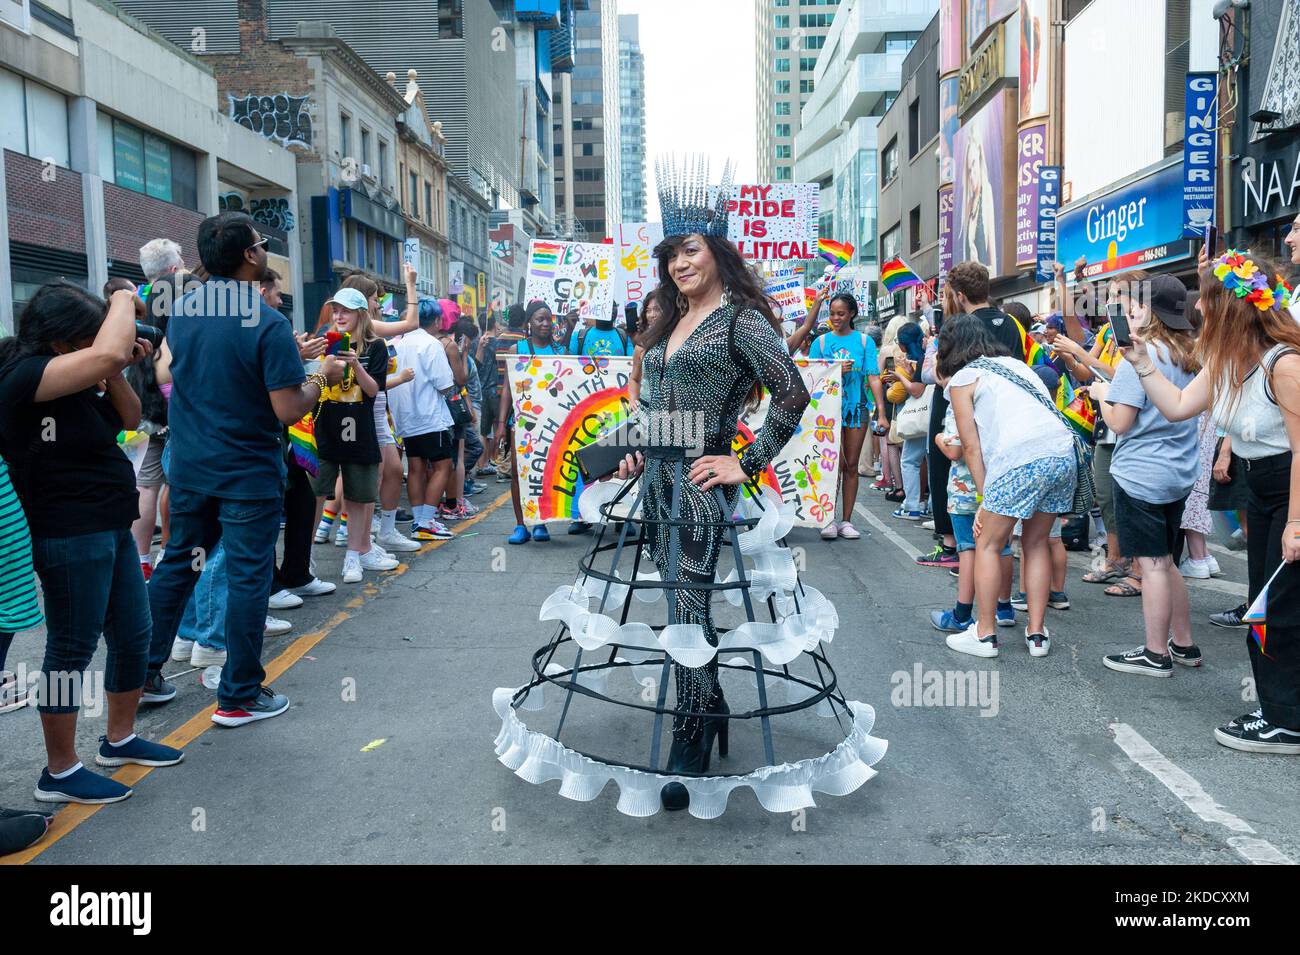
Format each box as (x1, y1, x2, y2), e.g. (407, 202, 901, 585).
(936, 313, 1011, 380)
(640, 234, 780, 348)
(0, 281, 107, 373)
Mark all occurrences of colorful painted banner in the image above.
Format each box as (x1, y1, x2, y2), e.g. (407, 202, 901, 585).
(710, 183, 820, 261)
(1016, 124, 1047, 267)
(523, 240, 616, 320)
(507, 357, 843, 528)
(1183, 72, 1218, 237)
(615, 221, 664, 304)
(764, 268, 806, 322)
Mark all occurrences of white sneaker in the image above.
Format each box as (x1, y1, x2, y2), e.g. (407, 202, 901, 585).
(268, 588, 304, 610)
(946, 622, 1000, 658)
(377, 530, 421, 552)
(359, 549, 400, 571)
(334, 526, 349, 547)
(1208, 555, 1222, 577)
(921, 519, 935, 530)
(1025, 626, 1051, 657)
(838, 521, 861, 540)
(290, 576, 336, 597)
(0, 672, 30, 714)
(313, 526, 331, 544)
(460, 498, 479, 516)
(190, 644, 227, 666)
(342, 555, 364, 583)
(820, 522, 839, 540)
(1178, 556, 1212, 579)
(264, 616, 293, 637)
(171, 637, 196, 662)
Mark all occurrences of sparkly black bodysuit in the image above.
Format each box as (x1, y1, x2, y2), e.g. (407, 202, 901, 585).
(635, 304, 810, 742)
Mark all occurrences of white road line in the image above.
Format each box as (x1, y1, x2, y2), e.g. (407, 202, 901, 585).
(1208, 541, 1248, 561)
(1109, 721, 1294, 865)
(854, 504, 922, 561)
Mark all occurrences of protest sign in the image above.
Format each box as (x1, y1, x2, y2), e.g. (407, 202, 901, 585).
(709, 183, 819, 261)
(506, 357, 843, 528)
(616, 221, 663, 305)
(764, 268, 806, 322)
(524, 240, 616, 320)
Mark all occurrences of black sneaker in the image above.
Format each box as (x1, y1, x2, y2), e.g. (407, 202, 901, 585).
(1102, 646, 1173, 677)
(1214, 713, 1300, 754)
(140, 671, 176, 705)
(395, 508, 414, 524)
(1167, 639, 1203, 667)
(567, 521, 592, 535)
(211, 686, 290, 727)
(915, 544, 959, 568)
(1209, 603, 1248, 628)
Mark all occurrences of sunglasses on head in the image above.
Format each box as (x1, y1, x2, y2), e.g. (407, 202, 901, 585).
(246, 236, 269, 251)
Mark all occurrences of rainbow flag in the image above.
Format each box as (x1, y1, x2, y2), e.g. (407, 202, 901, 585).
(288, 416, 320, 477)
(1242, 563, 1286, 656)
(1012, 317, 1050, 367)
(529, 241, 564, 277)
(880, 258, 923, 294)
(1055, 375, 1096, 440)
(804, 288, 817, 312)
(818, 239, 854, 271)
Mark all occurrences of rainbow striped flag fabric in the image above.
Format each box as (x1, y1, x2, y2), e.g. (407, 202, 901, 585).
(817, 239, 854, 271)
(1055, 374, 1096, 440)
(879, 258, 923, 293)
(288, 416, 320, 477)
(1242, 562, 1286, 656)
(1011, 317, 1051, 367)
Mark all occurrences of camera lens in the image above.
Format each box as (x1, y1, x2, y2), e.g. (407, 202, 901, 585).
(135, 322, 164, 347)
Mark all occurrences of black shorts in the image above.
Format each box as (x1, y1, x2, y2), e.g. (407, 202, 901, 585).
(1114, 483, 1187, 558)
(403, 430, 454, 462)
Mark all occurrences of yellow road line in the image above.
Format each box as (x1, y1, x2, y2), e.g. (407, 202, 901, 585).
(3, 491, 509, 865)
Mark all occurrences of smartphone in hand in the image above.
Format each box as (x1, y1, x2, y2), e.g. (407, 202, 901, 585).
(1106, 303, 1132, 347)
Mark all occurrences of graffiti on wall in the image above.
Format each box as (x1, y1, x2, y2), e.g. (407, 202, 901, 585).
(229, 93, 313, 149)
(219, 192, 296, 233)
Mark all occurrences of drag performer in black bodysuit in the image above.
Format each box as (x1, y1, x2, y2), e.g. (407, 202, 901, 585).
(615, 159, 809, 809)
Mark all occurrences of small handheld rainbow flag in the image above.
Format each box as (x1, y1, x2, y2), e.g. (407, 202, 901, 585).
(880, 258, 923, 294)
(818, 239, 854, 271)
(1242, 562, 1287, 656)
(288, 416, 320, 477)
(1055, 374, 1096, 440)
(1012, 317, 1050, 367)
(804, 288, 817, 312)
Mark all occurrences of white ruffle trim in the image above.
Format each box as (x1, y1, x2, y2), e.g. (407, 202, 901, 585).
(492, 687, 887, 819)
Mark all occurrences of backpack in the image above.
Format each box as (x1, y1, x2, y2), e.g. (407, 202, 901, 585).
(577, 324, 630, 356)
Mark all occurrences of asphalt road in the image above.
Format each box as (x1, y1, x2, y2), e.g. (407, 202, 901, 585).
(3, 478, 1296, 865)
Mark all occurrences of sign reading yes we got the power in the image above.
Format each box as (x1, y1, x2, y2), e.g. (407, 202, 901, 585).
(524, 240, 616, 320)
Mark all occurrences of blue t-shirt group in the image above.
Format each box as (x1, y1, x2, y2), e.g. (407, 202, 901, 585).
(809, 329, 880, 427)
(567, 324, 634, 357)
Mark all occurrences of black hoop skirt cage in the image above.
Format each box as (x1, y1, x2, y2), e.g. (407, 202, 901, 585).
(492, 454, 887, 819)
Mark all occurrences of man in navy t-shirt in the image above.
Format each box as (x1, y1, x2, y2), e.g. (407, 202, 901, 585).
(145, 212, 343, 727)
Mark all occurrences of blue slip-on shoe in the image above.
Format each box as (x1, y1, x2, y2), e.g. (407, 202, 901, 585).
(508, 524, 530, 545)
(996, 603, 1017, 627)
(1049, 591, 1071, 610)
(532, 525, 551, 542)
(95, 735, 184, 768)
(930, 609, 972, 633)
(35, 765, 132, 805)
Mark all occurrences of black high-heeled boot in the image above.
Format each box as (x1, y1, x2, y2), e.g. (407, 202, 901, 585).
(661, 690, 730, 812)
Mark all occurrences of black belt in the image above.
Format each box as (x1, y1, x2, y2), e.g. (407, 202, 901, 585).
(1242, 451, 1291, 471)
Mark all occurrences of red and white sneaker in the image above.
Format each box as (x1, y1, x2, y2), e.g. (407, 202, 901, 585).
(212, 687, 290, 727)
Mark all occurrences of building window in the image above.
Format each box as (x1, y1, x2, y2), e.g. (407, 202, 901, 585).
(409, 172, 419, 218)
(776, 102, 791, 116)
(437, 0, 463, 38)
(774, 14, 789, 28)
(882, 32, 921, 54)
(775, 36, 790, 50)
(360, 127, 371, 172)
(799, 57, 818, 72)
(340, 112, 351, 159)
(803, 34, 826, 50)
(378, 139, 389, 188)
(775, 123, 791, 137)
(776, 166, 793, 182)
(776, 144, 792, 159)
(424, 182, 433, 227)
(775, 58, 790, 73)
(800, 78, 815, 94)
(881, 224, 901, 261)
(775, 79, 790, 94)
(909, 206, 922, 253)
(882, 137, 898, 184)
(799, 12, 835, 28)
(774, 0, 788, 5)
(908, 100, 920, 159)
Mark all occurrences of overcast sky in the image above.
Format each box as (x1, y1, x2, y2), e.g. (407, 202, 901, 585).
(617, 0, 757, 222)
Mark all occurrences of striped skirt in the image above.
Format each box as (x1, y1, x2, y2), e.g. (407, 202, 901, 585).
(0, 459, 43, 634)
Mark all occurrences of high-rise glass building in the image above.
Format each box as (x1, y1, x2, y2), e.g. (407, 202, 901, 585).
(618, 14, 646, 222)
(754, 0, 843, 184)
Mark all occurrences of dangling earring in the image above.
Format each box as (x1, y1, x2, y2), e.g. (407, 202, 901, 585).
(676, 293, 688, 314)
(720, 286, 732, 307)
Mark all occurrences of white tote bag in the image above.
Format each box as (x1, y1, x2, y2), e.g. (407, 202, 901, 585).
(894, 385, 933, 441)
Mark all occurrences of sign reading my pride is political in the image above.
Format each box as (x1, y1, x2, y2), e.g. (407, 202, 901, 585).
(506, 357, 844, 528)
(524, 240, 617, 321)
(708, 183, 820, 261)
(615, 221, 664, 305)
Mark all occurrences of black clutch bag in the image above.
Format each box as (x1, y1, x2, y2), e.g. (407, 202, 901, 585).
(575, 443, 687, 482)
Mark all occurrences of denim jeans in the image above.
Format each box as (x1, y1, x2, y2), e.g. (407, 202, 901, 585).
(177, 541, 227, 650)
(32, 528, 150, 713)
(148, 486, 281, 706)
(902, 437, 927, 512)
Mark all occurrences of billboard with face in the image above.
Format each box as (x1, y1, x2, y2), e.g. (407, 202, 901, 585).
(954, 91, 1016, 276)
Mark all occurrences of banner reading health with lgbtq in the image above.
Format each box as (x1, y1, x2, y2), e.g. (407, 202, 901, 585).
(506, 357, 843, 528)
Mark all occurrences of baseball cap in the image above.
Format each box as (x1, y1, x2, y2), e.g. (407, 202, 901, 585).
(329, 288, 369, 312)
(1149, 274, 1192, 330)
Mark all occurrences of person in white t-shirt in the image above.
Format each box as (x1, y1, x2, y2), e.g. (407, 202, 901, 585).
(937, 315, 1075, 661)
(388, 299, 457, 541)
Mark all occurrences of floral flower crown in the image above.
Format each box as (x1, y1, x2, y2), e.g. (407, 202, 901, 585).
(1212, 250, 1294, 312)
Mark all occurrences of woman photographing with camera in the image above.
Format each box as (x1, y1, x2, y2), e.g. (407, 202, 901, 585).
(1118, 250, 1300, 753)
(0, 283, 184, 804)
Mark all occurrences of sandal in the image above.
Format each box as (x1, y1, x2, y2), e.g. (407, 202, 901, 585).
(1082, 559, 1128, 584)
(1104, 575, 1143, 597)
